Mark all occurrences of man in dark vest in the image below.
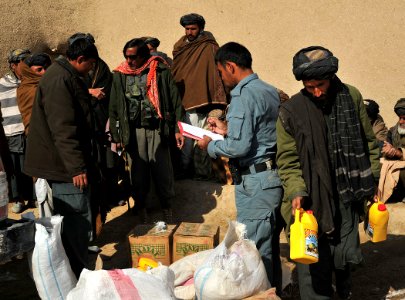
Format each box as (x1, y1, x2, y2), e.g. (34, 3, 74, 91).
(276, 46, 380, 299)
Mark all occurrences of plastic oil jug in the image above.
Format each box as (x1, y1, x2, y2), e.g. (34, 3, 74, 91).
(137, 257, 158, 271)
(290, 209, 319, 264)
(366, 200, 389, 243)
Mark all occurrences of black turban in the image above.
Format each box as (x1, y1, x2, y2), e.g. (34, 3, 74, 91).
(394, 98, 405, 116)
(145, 37, 160, 49)
(25, 53, 52, 68)
(363, 99, 380, 120)
(292, 46, 339, 81)
(180, 13, 205, 30)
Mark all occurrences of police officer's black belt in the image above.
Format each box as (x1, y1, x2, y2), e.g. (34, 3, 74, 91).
(240, 159, 276, 175)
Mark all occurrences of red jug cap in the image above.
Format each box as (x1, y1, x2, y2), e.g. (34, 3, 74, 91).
(306, 210, 313, 214)
(378, 204, 387, 211)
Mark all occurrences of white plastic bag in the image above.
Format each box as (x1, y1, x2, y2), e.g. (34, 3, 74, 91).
(170, 249, 213, 286)
(35, 178, 53, 218)
(194, 221, 269, 300)
(170, 250, 213, 299)
(67, 266, 176, 300)
(32, 215, 77, 300)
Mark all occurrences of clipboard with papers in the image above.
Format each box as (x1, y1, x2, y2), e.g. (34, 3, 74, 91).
(178, 121, 224, 141)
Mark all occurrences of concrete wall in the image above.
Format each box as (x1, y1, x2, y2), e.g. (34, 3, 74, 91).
(1, 0, 404, 125)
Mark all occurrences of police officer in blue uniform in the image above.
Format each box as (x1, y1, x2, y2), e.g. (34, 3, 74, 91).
(197, 42, 283, 289)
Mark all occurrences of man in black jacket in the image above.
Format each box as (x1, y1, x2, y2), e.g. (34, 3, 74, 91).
(68, 32, 114, 239)
(25, 38, 99, 278)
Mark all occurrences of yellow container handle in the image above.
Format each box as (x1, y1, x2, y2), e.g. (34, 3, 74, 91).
(294, 208, 302, 223)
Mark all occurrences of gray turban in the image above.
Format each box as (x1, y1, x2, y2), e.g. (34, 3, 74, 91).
(180, 13, 205, 30)
(8, 48, 31, 64)
(292, 46, 338, 81)
(394, 98, 405, 116)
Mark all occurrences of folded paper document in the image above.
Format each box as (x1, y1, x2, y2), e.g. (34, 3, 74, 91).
(178, 121, 224, 141)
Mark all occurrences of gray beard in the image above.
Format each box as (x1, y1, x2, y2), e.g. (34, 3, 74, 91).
(397, 126, 405, 135)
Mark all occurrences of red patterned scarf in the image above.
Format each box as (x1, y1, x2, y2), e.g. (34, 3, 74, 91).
(114, 56, 168, 119)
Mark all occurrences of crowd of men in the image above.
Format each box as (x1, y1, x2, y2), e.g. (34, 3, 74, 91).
(0, 12, 403, 300)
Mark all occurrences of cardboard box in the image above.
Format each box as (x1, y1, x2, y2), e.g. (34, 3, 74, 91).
(173, 222, 219, 262)
(128, 224, 177, 267)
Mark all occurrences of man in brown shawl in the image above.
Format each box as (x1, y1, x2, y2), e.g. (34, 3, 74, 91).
(17, 53, 51, 135)
(17, 53, 52, 211)
(172, 13, 227, 179)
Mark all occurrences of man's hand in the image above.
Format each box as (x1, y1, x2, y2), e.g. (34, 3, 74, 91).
(373, 185, 381, 202)
(382, 141, 394, 157)
(175, 133, 185, 150)
(197, 135, 212, 151)
(292, 196, 304, 215)
(382, 141, 402, 159)
(207, 117, 227, 136)
(89, 87, 105, 100)
(73, 172, 88, 190)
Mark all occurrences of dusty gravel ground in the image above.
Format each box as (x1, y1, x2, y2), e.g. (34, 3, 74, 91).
(1, 180, 405, 300)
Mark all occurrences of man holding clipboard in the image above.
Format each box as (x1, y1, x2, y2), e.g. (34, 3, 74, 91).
(197, 42, 282, 291)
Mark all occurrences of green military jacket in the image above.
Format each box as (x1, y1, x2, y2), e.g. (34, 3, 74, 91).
(109, 63, 183, 146)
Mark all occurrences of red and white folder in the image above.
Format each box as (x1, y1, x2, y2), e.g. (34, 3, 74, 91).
(178, 121, 224, 141)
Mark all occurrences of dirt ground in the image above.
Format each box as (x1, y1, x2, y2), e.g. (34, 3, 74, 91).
(1, 179, 405, 300)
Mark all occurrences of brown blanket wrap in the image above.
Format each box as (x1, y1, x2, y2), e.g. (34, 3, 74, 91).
(17, 62, 42, 135)
(172, 32, 226, 111)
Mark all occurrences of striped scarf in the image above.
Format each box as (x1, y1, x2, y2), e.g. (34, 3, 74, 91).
(328, 78, 375, 205)
(0, 73, 24, 136)
(114, 56, 168, 119)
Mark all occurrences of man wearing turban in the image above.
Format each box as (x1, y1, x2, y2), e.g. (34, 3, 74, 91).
(17, 53, 52, 135)
(172, 13, 227, 180)
(363, 99, 388, 145)
(143, 37, 173, 66)
(276, 46, 380, 299)
(378, 98, 405, 203)
(17, 52, 52, 213)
